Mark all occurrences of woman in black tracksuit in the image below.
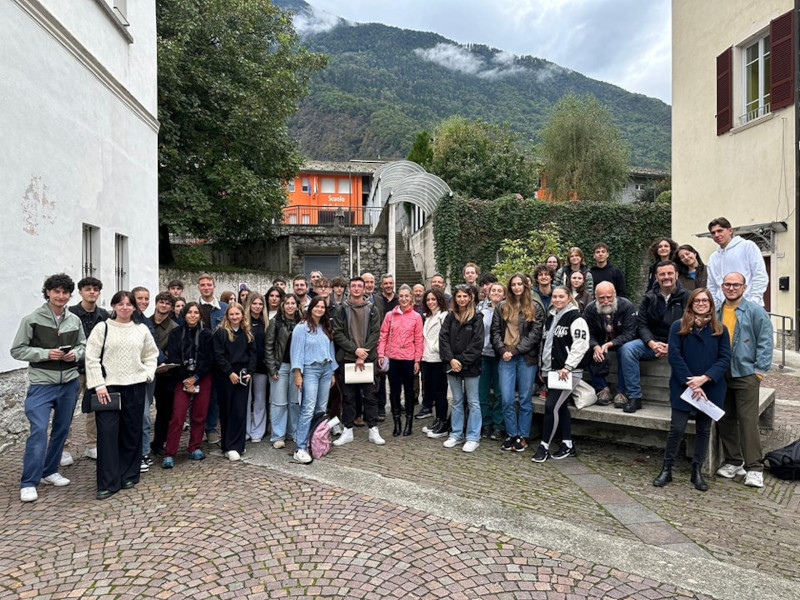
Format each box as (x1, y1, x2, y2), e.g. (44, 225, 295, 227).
(531, 286, 590, 463)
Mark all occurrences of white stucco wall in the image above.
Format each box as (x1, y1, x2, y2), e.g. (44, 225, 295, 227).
(672, 0, 796, 318)
(0, 0, 158, 373)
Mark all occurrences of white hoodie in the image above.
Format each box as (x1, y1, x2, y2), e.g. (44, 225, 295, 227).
(707, 235, 768, 306)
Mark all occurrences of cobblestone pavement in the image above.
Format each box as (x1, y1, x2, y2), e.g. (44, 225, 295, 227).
(0, 369, 798, 599)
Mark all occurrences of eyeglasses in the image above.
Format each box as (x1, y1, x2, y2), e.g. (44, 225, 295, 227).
(722, 283, 744, 289)
(693, 298, 710, 304)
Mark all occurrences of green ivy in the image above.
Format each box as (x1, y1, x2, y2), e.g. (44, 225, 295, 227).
(432, 195, 671, 301)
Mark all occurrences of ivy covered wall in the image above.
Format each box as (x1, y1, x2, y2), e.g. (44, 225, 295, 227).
(433, 195, 671, 301)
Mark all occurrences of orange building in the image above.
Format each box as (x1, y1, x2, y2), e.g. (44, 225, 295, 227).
(284, 160, 385, 226)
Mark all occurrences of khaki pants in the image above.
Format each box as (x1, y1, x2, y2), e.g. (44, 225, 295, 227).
(718, 373, 762, 472)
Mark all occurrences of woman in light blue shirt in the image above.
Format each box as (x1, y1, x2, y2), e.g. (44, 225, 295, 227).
(290, 296, 338, 463)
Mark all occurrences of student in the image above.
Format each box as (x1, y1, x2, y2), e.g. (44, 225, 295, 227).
(265, 294, 302, 449)
(245, 292, 269, 443)
(212, 302, 256, 462)
(419, 289, 450, 438)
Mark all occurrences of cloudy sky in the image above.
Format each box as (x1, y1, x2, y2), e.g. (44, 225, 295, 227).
(304, 0, 672, 104)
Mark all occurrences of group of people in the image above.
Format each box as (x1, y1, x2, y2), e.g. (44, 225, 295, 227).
(11, 216, 775, 502)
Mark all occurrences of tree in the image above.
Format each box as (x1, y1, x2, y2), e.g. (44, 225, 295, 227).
(407, 130, 433, 169)
(157, 0, 327, 251)
(635, 176, 672, 203)
(428, 117, 538, 199)
(539, 93, 629, 202)
(492, 224, 569, 282)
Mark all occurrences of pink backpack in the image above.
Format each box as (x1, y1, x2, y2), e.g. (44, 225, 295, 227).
(308, 412, 332, 460)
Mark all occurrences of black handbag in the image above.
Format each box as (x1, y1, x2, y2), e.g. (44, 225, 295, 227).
(81, 324, 117, 412)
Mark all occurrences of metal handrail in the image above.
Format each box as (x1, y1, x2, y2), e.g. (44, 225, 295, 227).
(768, 312, 794, 369)
(281, 204, 383, 227)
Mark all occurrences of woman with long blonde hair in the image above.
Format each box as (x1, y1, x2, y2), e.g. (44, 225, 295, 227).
(491, 273, 543, 453)
(212, 302, 256, 461)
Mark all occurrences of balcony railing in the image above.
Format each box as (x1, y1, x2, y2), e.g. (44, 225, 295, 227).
(281, 205, 383, 228)
(739, 102, 770, 125)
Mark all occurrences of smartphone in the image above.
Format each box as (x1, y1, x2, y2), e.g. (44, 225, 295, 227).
(58, 345, 72, 353)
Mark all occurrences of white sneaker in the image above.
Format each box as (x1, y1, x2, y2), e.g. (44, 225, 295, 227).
(368, 426, 385, 445)
(333, 427, 354, 446)
(251, 437, 262, 443)
(443, 437, 463, 448)
(42, 473, 70, 486)
(272, 439, 285, 449)
(744, 471, 764, 488)
(84, 447, 98, 460)
(293, 448, 312, 464)
(226, 450, 241, 462)
(462, 441, 480, 453)
(20, 487, 37, 502)
(60, 452, 73, 467)
(716, 463, 746, 479)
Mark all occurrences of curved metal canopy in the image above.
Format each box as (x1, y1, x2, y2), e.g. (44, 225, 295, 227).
(373, 160, 426, 205)
(386, 173, 452, 215)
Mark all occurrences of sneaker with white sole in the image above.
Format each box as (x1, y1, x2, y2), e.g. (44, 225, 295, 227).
(368, 426, 385, 445)
(20, 487, 38, 502)
(443, 437, 463, 448)
(42, 473, 70, 486)
(60, 452, 73, 467)
(744, 471, 764, 488)
(531, 444, 550, 463)
(462, 441, 480, 453)
(251, 437, 262, 443)
(716, 463, 746, 479)
(226, 450, 241, 462)
(333, 427, 354, 446)
(272, 439, 285, 449)
(84, 447, 98, 460)
(293, 448, 312, 464)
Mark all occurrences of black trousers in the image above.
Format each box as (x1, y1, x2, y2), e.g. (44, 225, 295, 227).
(422, 361, 448, 420)
(216, 374, 249, 454)
(664, 408, 712, 468)
(151, 373, 175, 454)
(388, 359, 415, 417)
(342, 375, 378, 429)
(95, 382, 145, 493)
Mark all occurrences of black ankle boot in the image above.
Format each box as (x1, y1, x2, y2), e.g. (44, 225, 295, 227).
(653, 463, 672, 487)
(691, 464, 709, 491)
(403, 416, 413, 436)
(392, 416, 402, 437)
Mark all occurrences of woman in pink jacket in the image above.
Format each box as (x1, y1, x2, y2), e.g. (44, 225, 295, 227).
(378, 284, 424, 437)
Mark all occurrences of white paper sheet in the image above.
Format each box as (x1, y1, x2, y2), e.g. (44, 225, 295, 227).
(680, 387, 725, 421)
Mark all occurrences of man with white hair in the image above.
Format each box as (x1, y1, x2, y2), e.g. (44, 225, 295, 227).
(582, 282, 637, 405)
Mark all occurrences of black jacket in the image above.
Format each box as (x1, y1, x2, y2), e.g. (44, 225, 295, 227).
(212, 328, 257, 375)
(590, 263, 628, 298)
(439, 311, 484, 378)
(490, 302, 543, 366)
(331, 301, 381, 364)
(166, 323, 214, 381)
(69, 303, 109, 373)
(583, 296, 638, 350)
(264, 316, 300, 376)
(249, 316, 268, 374)
(637, 284, 689, 344)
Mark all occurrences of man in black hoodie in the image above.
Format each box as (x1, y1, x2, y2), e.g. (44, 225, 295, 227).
(616, 261, 688, 413)
(589, 243, 627, 298)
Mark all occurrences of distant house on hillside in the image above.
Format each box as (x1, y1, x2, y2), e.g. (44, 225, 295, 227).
(672, 0, 795, 317)
(536, 166, 669, 203)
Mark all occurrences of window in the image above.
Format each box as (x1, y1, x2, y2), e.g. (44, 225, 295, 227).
(634, 183, 646, 191)
(115, 234, 128, 291)
(338, 178, 351, 194)
(82, 224, 100, 279)
(301, 214, 310, 225)
(301, 177, 310, 193)
(320, 178, 336, 194)
(287, 180, 295, 192)
(741, 34, 770, 124)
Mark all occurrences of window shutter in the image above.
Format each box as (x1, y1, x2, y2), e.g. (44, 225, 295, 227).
(716, 47, 733, 134)
(770, 10, 794, 111)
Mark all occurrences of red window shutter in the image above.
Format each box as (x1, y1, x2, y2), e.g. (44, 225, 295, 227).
(770, 10, 794, 111)
(716, 47, 733, 134)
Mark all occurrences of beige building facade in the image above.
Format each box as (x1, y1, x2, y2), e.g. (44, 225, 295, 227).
(672, 0, 796, 321)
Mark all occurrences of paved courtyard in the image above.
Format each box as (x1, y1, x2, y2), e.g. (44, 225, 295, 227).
(1, 370, 799, 599)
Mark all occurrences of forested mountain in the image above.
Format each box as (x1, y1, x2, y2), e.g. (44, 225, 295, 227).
(277, 0, 671, 169)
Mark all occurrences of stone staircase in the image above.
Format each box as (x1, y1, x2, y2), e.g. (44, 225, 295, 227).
(394, 233, 423, 286)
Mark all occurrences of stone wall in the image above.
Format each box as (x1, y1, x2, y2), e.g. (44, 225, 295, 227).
(0, 369, 31, 452)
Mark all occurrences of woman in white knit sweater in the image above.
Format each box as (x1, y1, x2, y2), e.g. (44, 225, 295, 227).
(86, 291, 158, 500)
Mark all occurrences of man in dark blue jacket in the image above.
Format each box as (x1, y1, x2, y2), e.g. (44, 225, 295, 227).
(617, 261, 688, 413)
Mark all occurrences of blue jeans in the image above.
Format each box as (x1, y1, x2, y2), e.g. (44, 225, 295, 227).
(497, 355, 536, 438)
(141, 379, 155, 455)
(20, 379, 79, 488)
(479, 356, 503, 429)
(269, 363, 299, 442)
(448, 374, 481, 442)
(617, 339, 656, 399)
(295, 362, 334, 450)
